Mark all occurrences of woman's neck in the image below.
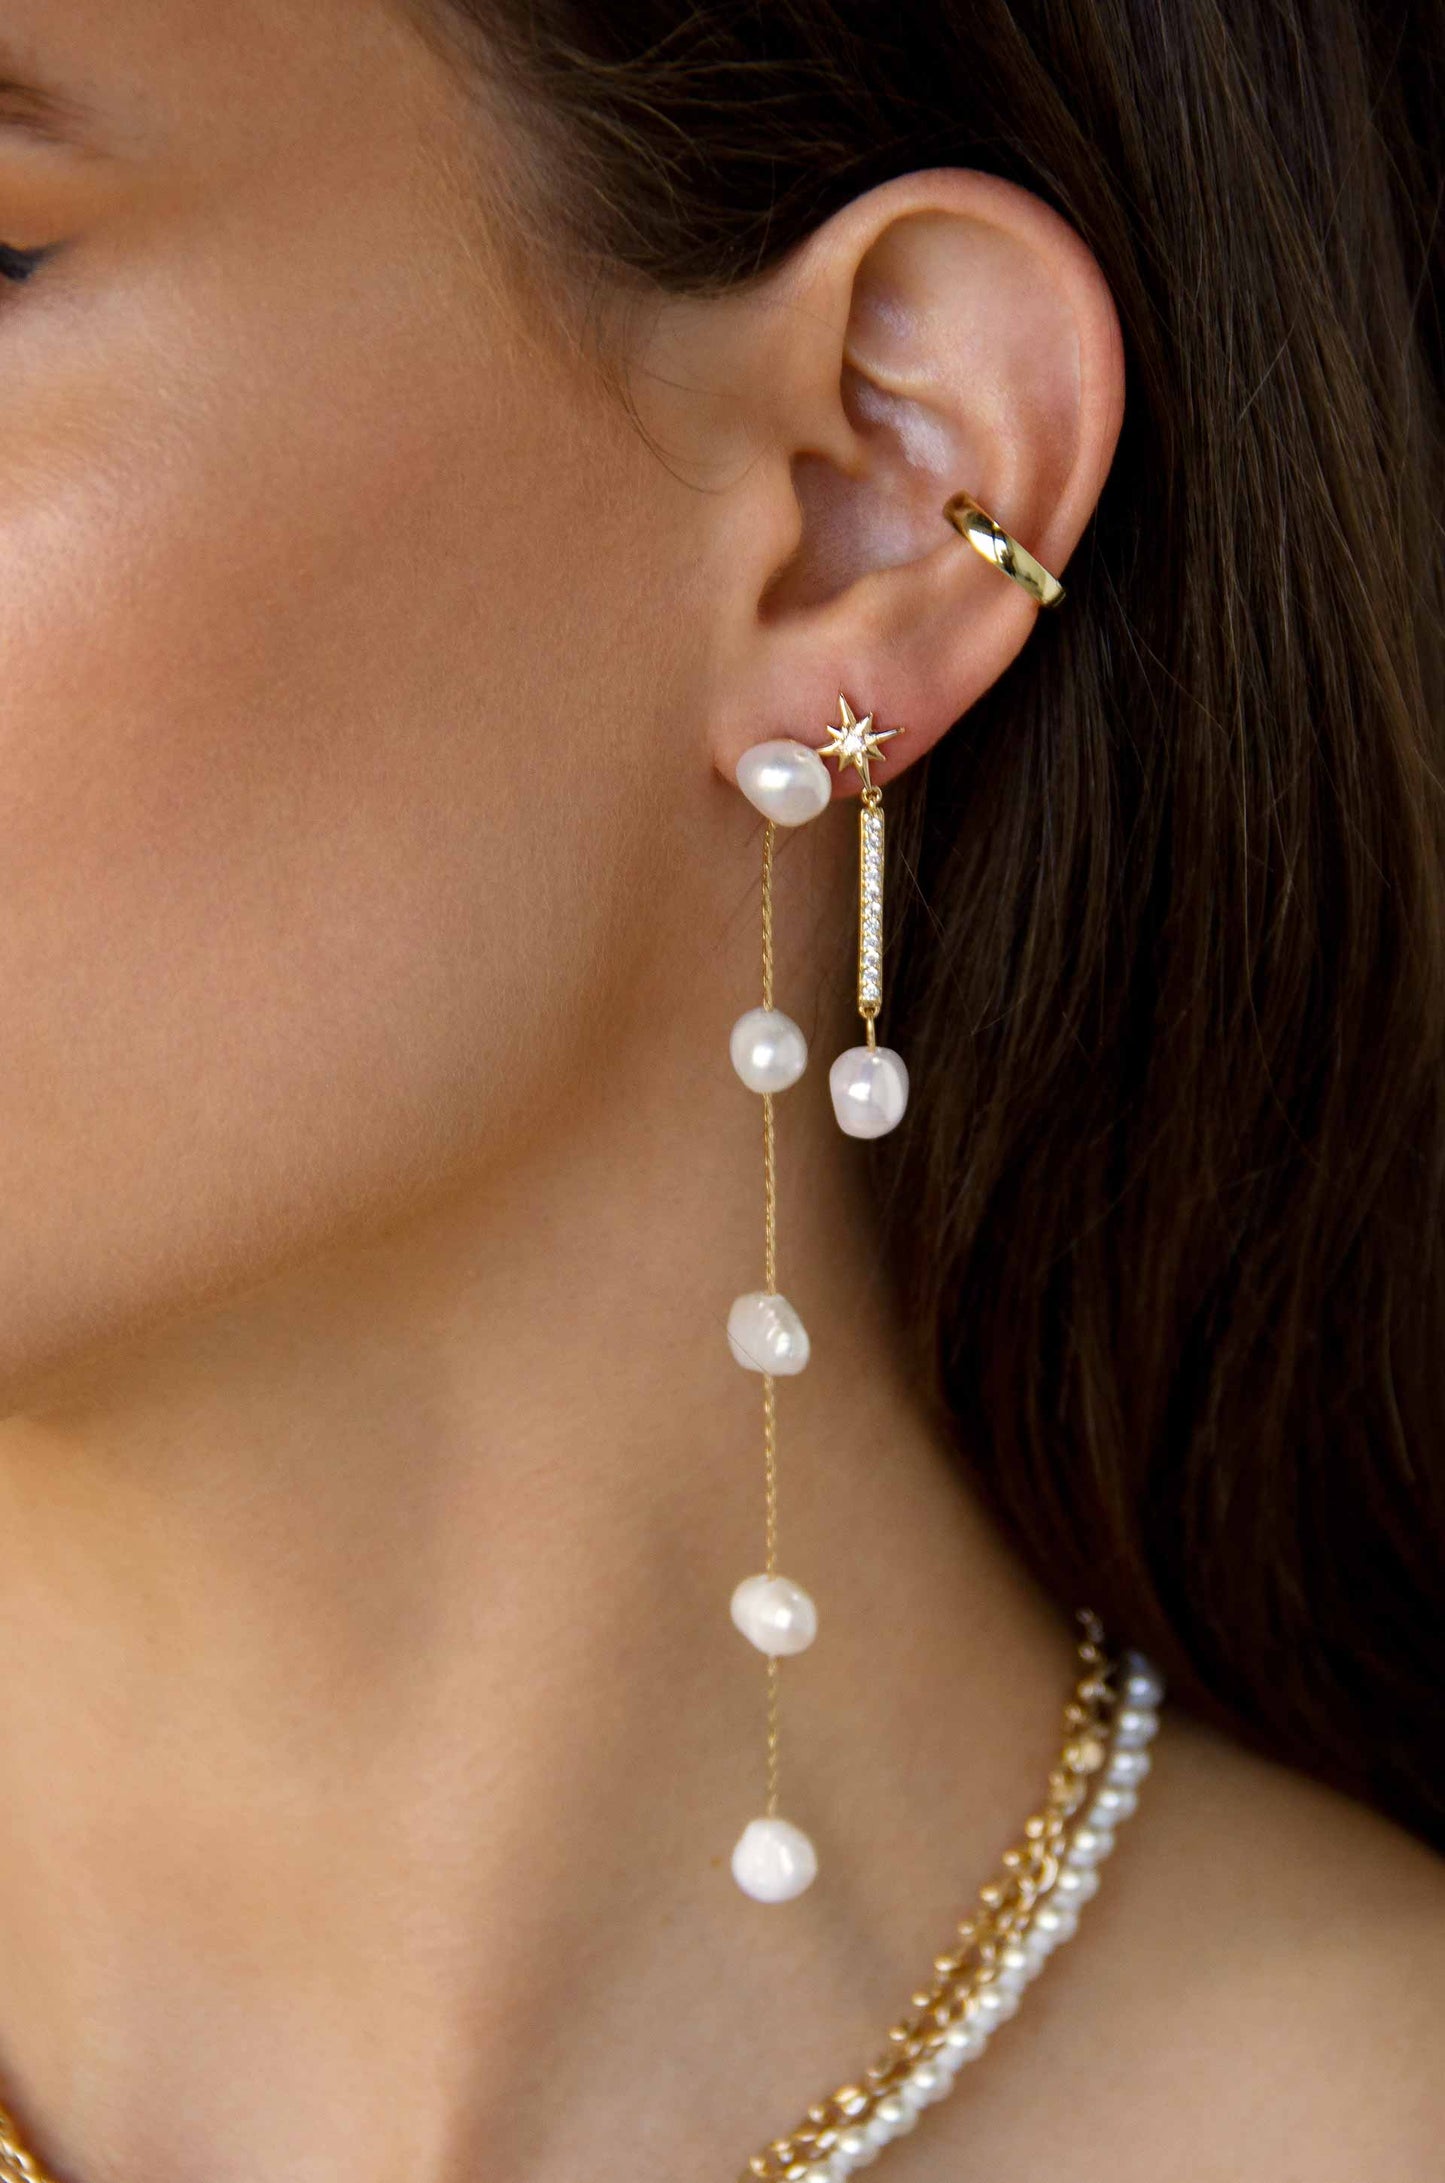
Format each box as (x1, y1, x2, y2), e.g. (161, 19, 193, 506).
(0, 892, 1078, 2183)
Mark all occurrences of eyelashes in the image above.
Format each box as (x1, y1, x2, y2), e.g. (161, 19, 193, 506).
(0, 241, 55, 284)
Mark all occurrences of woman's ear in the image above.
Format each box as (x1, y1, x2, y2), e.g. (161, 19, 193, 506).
(636, 167, 1124, 794)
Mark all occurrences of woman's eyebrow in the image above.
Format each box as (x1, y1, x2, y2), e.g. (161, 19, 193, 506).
(0, 43, 114, 153)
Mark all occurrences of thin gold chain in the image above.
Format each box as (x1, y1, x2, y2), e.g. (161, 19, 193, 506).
(759, 816, 782, 1819)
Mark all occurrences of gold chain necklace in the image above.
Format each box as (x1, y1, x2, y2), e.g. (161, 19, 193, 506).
(740, 1610, 1161, 2180)
(0, 1613, 1162, 2183)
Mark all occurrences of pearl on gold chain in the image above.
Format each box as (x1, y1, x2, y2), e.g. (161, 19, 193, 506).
(779, 1658, 1164, 2179)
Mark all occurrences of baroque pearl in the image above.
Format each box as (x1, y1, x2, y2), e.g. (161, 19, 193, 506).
(731, 1815, 818, 1902)
(727, 1290, 810, 1374)
(729, 1006, 808, 1092)
(735, 738, 832, 826)
(829, 1045, 909, 1137)
(730, 1573, 818, 1655)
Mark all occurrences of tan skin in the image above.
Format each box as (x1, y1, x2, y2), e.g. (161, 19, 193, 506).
(0, 3, 1439, 2178)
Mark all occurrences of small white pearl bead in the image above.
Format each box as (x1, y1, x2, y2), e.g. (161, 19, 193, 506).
(729, 1006, 808, 1092)
(730, 1573, 818, 1656)
(1111, 1705, 1159, 1749)
(941, 2021, 985, 2062)
(1031, 1901, 1078, 1947)
(1054, 1862, 1100, 1906)
(727, 1290, 810, 1374)
(906, 2062, 949, 2106)
(735, 739, 833, 825)
(1066, 1824, 1115, 1867)
(730, 1816, 818, 1902)
(1090, 1783, 1138, 1826)
(1122, 1651, 1166, 1707)
(871, 2094, 916, 2136)
(971, 1983, 1019, 2027)
(1105, 1745, 1152, 1787)
(991, 1942, 1035, 1994)
(828, 1045, 909, 1137)
(862, 2111, 896, 2150)
(833, 2127, 876, 2168)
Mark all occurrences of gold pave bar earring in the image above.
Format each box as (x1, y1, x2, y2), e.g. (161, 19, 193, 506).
(726, 728, 834, 1903)
(817, 695, 909, 1138)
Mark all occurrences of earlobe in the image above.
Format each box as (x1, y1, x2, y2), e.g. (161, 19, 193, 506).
(702, 167, 1124, 788)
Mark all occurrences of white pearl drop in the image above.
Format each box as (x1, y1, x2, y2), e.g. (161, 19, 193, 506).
(730, 1573, 818, 1656)
(1054, 1862, 1100, 1906)
(727, 1290, 810, 1374)
(729, 1007, 808, 1092)
(735, 739, 832, 826)
(730, 1815, 818, 1902)
(1105, 1745, 1152, 1787)
(942, 2021, 985, 2062)
(833, 2128, 876, 2168)
(828, 1045, 909, 1137)
(1090, 1782, 1138, 1825)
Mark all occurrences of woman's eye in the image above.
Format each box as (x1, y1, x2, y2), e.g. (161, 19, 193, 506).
(0, 241, 54, 284)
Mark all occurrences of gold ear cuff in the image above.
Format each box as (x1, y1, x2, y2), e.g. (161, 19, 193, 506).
(942, 491, 1066, 609)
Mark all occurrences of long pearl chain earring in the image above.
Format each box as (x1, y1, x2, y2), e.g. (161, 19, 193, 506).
(726, 733, 833, 1903)
(724, 695, 906, 1904)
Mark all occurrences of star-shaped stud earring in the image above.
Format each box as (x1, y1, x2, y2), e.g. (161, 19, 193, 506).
(816, 694, 904, 793)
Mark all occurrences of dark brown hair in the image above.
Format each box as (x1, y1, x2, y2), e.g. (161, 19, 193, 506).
(415, 0, 1445, 1846)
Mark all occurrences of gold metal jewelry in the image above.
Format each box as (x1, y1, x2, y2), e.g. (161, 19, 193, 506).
(817, 694, 904, 1054)
(0, 1613, 1160, 2183)
(942, 491, 1066, 609)
(741, 1611, 1154, 2180)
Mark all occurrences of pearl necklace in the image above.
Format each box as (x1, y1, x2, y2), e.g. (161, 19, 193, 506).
(0, 1618, 1162, 2183)
(740, 1613, 1164, 2181)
